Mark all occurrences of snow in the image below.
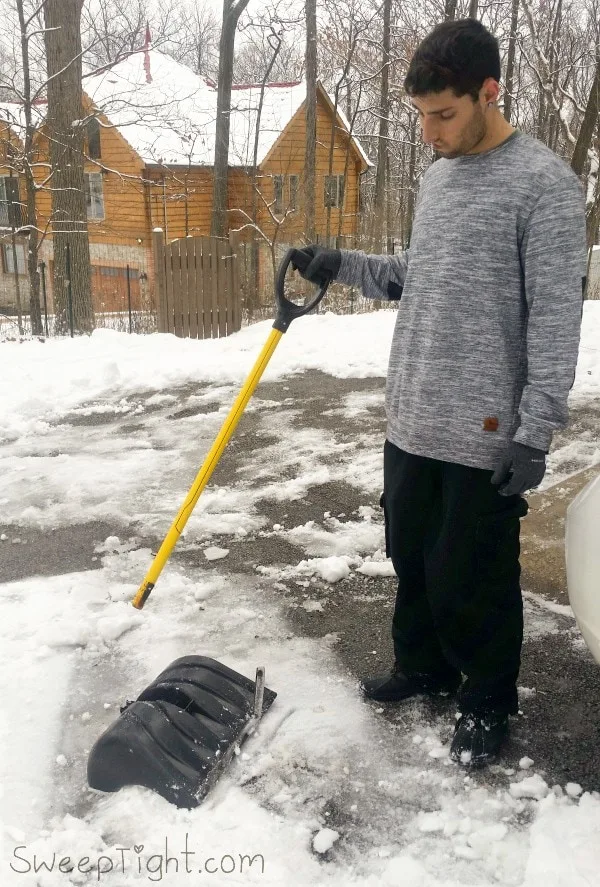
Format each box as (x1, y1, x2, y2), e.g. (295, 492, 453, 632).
(509, 774, 550, 800)
(280, 513, 382, 557)
(312, 827, 340, 853)
(519, 756, 535, 770)
(1, 304, 600, 886)
(203, 546, 230, 561)
(356, 559, 396, 577)
(295, 554, 356, 582)
(83, 49, 370, 167)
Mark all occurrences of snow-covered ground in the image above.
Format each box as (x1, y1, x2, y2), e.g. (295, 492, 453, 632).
(1, 305, 600, 886)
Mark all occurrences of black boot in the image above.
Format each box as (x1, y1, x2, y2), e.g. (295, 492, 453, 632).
(450, 711, 509, 767)
(360, 664, 461, 702)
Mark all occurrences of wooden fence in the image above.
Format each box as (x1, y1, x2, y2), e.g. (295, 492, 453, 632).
(153, 230, 242, 338)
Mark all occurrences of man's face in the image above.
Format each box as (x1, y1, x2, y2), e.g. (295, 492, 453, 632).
(410, 87, 488, 158)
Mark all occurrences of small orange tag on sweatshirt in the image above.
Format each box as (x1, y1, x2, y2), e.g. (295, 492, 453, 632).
(483, 416, 499, 432)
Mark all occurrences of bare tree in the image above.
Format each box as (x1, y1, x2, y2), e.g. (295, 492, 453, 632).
(81, 0, 189, 70)
(211, 0, 251, 237)
(304, 0, 317, 242)
(246, 20, 283, 316)
(235, 9, 303, 83)
(81, 0, 146, 67)
(445, 0, 458, 21)
(520, 0, 600, 248)
(503, 0, 520, 123)
(373, 0, 391, 254)
(171, 1, 219, 77)
(15, 0, 43, 335)
(321, 1, 374, 242)
(571, 52, 600, 171)
(44, 0, 94, 333)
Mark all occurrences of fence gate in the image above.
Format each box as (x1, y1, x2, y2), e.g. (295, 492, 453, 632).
(153, 230, 242, 338)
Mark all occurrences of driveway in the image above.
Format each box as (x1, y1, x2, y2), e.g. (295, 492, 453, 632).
(2, 368, 599, 797)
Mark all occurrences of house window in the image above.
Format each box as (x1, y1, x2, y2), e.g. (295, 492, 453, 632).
(87, 117, 101, 159)
(85, 172, 104, 220)
(0, 177, 8, 226)
(324, 174, 345, 209)
(97, 265, 139, 279)
(0, 175, 23, 228)
(273, 175, 284, 214)
(289, 175, 298, 210)
(2, 242, 26, 274)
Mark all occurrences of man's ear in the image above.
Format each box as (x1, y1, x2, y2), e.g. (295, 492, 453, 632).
(481, 76, 501, 104)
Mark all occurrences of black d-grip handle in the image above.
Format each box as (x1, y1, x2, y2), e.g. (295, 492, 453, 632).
(273, 248, 330, 332)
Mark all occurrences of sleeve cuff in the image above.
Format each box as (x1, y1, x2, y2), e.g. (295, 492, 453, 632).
(513, 425, 552, 453)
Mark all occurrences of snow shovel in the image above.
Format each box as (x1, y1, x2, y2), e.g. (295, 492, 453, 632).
(87, 655, 277, 808)
(87, 250, 328, 808)
(131, 247, 329, 610)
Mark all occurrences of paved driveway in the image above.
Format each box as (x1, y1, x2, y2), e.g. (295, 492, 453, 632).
(1, 369, 599, 795)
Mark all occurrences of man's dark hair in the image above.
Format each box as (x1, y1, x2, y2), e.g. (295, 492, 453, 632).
(403, 19, 501, 102)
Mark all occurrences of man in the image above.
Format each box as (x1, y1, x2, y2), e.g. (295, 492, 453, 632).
(291, 18, 587, 767)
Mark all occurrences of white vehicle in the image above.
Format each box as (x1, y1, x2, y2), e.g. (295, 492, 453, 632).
(565, 473, 600, 664)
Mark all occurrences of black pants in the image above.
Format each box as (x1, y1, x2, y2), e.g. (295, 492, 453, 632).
(382, 439, 529, 715)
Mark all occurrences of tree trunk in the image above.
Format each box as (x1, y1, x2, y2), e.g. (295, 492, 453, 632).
(547, 0, 563, 153)
(304, 0, 317, 243)
(25, 175, 42, 335)
(211, 0, 250, 238)
(503, 0, 519, 124)
(373, 0, 391, 254)
(44, 0, 94, 334)
(405, 115, 418, 247)
(10, 228, 24, 334)
(337, 79, 363, 241)
(16, 0, 42, 336)
(571, 58, 600, 175)
(325, 79, 338, 243)
(386, 152, 394, 253)
(247, 31, 282, 317)
(444, 0, 458, 20)
(570, 57, 600, 247)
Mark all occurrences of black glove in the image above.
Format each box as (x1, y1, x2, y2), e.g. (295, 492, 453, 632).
(490, 441, 547, 496)
(290, 244, 341, 288)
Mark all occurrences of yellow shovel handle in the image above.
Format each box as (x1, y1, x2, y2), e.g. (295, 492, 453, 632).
(132, 327, 283, 609)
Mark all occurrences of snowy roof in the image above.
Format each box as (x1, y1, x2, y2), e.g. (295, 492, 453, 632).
(83, 49, 371, 168)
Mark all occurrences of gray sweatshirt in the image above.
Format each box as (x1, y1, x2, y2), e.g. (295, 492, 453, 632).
(337, 130, 588, 470)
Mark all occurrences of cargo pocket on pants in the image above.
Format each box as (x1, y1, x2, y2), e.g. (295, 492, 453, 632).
(380, 492, 391, 559)
(474, 496, 529, 594)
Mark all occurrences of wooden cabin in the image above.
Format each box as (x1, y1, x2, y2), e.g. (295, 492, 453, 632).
(0, 49, 371, 318)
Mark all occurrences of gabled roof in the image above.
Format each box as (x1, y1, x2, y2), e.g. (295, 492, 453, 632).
(83, 49, 371, 169)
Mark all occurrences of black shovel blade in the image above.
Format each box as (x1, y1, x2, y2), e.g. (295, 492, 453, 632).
(87, 656, 277, 808)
